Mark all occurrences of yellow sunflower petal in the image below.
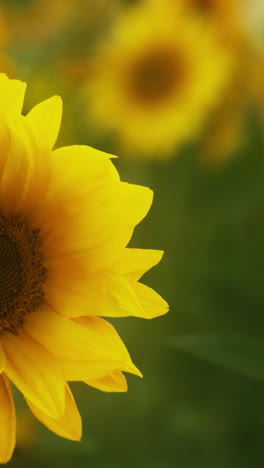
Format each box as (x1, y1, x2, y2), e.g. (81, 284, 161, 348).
(56, 355, 141, 382)
(24, 308, 140, 379)
(117, 182, 153, 232)
(50, 145, 119, 194)
(0, 114, 51, 216)
(0, 341, 5, 372)
(0, 116, 32, 214)
(119, 248, 164, 280)
(26, 384, 82, 441)
(2, 331, 65, 419)
(47, 273, 144, 319)
(76, 316, 142, 376)
(86, 370, 128, 393)
(0, 74, 26, 114)
(131, 282, 169, 319)
(0, 374, 16, 464)
(26, 96, 62, 150)
(38, 149, 152, 261)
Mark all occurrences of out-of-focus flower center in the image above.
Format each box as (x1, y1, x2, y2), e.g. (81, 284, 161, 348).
(190, 0, 215, 14)
(126, 46, 187, 107)
(0, 214, 47, 335)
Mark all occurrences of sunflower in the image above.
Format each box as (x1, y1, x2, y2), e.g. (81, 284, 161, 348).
(0, 74, 168, 463)
(199, 42, 253, 165)
(181, 0, 241, 42)
(248, 50, 264, 125)
(84, 0, 232, 158)
(178, 0, 264, 164)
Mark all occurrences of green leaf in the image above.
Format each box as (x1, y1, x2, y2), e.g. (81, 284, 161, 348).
(167, 334, 264, 381)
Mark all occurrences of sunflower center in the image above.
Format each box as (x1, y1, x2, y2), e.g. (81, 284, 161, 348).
(127, 46, 187, 107)
(0, 214, 47, 335)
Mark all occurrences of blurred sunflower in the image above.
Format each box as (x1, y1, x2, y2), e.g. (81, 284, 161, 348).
(85, 1, 232, 157)
(180, 0, 241, 43)
(159, 0, 264, 164)
(200, 76, 248, 165)
(248, 51, 264, 125)
(0, 74, 168, 463)
(240, 0, 264, 123)
(196, 0, 264, 163)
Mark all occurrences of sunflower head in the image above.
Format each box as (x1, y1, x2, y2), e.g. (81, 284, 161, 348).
(0, 74, 168, 463)
(182, 0, 238, 25)
(125, 43, 188, 108)
(84, 0, 233, 157)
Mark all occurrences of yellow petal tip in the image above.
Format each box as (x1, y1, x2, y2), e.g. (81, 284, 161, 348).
(125, 361, 143, 378)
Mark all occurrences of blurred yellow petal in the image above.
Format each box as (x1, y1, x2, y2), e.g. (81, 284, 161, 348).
(0, 374, 16, 464)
